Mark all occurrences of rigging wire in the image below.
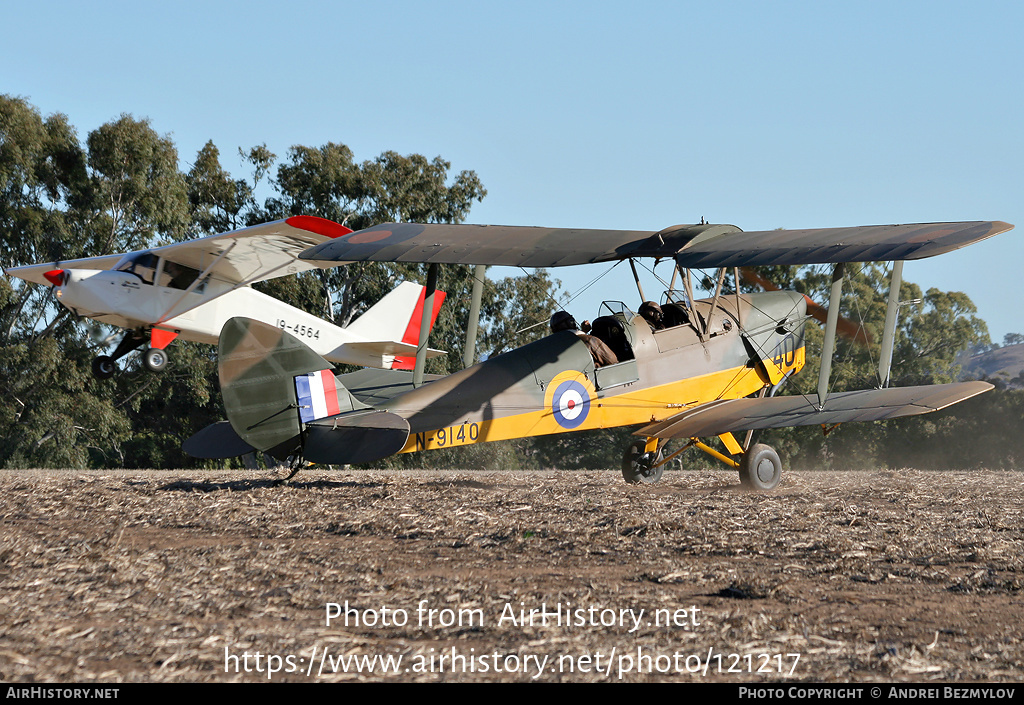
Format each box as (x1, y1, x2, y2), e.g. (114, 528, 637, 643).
(511, 260, 625, 336)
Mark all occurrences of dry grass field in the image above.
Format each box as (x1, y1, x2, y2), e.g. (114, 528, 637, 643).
(1, 467, 1022, 682)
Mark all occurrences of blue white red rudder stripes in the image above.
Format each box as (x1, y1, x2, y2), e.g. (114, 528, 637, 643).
(295, 370, 342, 423)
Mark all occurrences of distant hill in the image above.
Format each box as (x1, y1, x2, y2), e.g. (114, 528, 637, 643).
(961, 343, 1024, 388)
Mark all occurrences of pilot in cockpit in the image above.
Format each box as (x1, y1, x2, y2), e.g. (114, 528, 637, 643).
(639, 301, 666, 331)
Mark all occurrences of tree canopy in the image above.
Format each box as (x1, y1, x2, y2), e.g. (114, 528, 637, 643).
(1, 95, 1018, 472)
(0, 95, 557, 469)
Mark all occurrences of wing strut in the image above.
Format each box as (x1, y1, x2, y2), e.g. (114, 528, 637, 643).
(156, 241, 314, 324)
(705, 267, 727, 336)
(817, 262, 845, 408)
(413, 263, 439, 387)
(462, 264, 485, 368)
(628, 259, 647, 301)
(155, 242, 238, 323)
(877, 260, 904, 388)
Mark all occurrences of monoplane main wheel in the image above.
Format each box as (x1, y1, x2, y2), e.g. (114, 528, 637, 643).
(143, 347, 169, 373)
(92, 355, 116, 380)
(739, 443, 782, 491)
(621, 439, 664, 484)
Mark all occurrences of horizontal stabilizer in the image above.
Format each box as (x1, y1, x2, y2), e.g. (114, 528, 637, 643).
(636, 382, 994, 439)
(344, 341, 447, 358)
(183, 420, 256, 459)
(304, 410, 411, 464)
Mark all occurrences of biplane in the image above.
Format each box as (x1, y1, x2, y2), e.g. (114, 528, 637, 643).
(3, 216, 445, 378)
(184, 218, 1012, 489)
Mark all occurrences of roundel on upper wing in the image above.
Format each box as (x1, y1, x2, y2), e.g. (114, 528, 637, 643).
(339, 222, 427, 247)
(551, 378, 591, 429)
(346, 229, 395, 244)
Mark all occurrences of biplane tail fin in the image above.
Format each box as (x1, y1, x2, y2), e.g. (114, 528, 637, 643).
(217, 317, 330, 458)
(208, 317, 409, 464)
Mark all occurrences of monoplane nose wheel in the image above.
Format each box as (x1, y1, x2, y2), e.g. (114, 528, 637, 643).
(91, 355, 116, 380)
(143, 347, 169, 373)
(621, 439, 664, 484)
(738, 443, 782, 491)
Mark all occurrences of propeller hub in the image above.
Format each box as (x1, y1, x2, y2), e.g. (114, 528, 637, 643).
(43, 269, 67, 287)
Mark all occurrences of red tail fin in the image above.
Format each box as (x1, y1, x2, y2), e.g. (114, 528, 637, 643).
(392, 289, 447, 370)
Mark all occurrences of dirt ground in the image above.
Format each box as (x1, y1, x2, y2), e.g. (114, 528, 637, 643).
(1, 467, 1022, 683)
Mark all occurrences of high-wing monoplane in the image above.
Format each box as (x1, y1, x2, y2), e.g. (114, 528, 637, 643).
(184, 218, 1012, 488)
(4, 216, 446, 378)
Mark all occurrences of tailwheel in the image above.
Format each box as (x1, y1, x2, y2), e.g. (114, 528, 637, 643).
(92, 355, 116, 380)
(622, 439, 664, 484)
(143, 347, 169, 372)
(739, 443, 782, 491)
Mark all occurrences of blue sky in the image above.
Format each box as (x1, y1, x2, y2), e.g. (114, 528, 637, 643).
(5, 0, 1022, 340)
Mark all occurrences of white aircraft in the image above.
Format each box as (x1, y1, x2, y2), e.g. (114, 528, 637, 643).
(4, 216, 446, 379)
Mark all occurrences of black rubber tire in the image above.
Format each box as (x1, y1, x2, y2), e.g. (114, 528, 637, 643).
(621, 439, 665, 484)
(92, 355, 116, 380)
(739, 443, 782, 491)
(143, 347, 168, 372)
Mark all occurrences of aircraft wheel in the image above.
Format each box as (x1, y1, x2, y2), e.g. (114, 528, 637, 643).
(621, 439, 664, 484)
(143, 347, 169, 373)
(92, 355, 116, 380)
(739, 443, 782, 491)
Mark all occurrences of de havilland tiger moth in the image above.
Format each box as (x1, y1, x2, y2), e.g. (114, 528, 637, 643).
(182, 218, 1013, 488)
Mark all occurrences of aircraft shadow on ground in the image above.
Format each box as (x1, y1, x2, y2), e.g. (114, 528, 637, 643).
(158, 477, 388, 493)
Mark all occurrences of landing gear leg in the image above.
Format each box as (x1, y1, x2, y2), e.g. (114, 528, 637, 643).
(91, 328, 179, 379)
(622, 438, 664, 484)
(687, 432, 782, 492)
(282, 461, 303, 482)
(271, 455, 305, 484)
(91, 331, 146, 380)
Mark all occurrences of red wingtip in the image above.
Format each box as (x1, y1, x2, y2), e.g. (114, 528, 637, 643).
(43, 269, 66, 286)
(286, 215, 354, 239)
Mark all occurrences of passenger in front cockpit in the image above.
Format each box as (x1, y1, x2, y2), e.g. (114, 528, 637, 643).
(550, 311, 618, 367)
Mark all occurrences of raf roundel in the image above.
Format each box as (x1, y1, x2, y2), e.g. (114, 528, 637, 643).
(551, 379, 591, 429)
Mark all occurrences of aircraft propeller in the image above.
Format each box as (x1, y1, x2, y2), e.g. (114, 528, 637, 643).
(738, 267, 872, 346)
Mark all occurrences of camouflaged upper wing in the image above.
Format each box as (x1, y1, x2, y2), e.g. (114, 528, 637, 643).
(299, 221, 1012, 268)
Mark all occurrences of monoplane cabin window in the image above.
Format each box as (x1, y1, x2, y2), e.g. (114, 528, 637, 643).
(113, 251, 160, 285)
(156, 258, 204, 291)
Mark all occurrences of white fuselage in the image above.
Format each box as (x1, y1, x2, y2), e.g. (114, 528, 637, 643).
(55, 269, 414, 369)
